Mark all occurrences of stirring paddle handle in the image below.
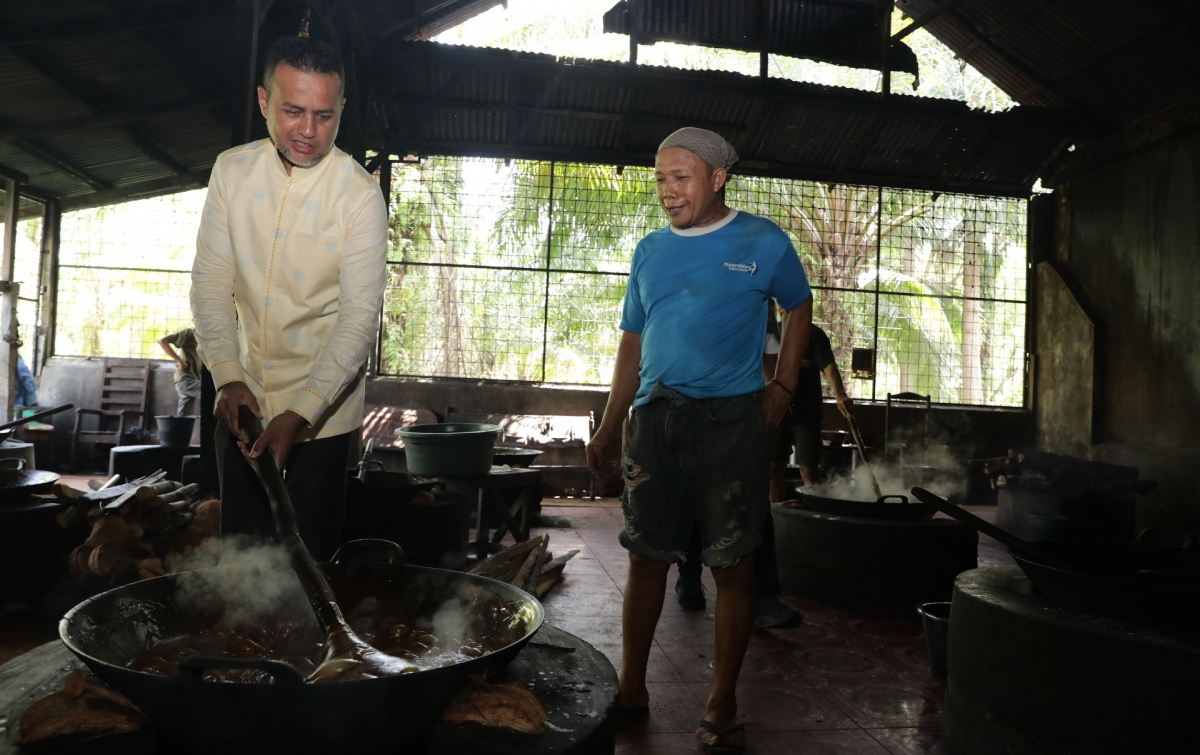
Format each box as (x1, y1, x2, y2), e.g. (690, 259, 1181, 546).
(909, 486, 1078, 572)
(237, 406, 348, 634)
(846, 414, 883, 499)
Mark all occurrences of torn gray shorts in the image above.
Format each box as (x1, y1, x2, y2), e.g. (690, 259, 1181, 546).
(617, 385, 768, 569)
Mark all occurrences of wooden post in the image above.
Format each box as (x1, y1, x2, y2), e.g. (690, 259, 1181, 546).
(628, 0, 639, 67)
(1, 178, 20, 420)
(759, 0, 769, 81)
(35, 199, 59, 372)
(231, 0, 267, 147)
(879, 0, 892, 97)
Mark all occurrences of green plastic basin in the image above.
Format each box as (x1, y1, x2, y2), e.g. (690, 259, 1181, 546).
(396, 423, 501, 477)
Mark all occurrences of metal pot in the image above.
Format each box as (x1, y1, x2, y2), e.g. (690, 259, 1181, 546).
(493, 446, 543, 468)
(60, 559, 544, 755)
(798, 489, 932, 521)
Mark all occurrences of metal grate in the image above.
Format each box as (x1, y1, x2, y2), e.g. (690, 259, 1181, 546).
(55, 190, 204, 360)
(379, 156, 1028, 407)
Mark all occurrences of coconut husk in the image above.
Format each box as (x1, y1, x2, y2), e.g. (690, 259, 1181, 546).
(441, 677, 546, 734)
(83, 517, 141, 549)
(87, 544, 132, 577)
(19, 670, 147, 744)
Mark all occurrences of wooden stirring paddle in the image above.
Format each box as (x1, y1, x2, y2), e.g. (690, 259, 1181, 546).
(237, 406, 418, 682)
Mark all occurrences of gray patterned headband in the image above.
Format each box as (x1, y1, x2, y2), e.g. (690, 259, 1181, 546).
(656, 127, 739, 170)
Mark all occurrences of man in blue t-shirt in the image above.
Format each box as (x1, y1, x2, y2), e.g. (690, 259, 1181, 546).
(586, 127, 813, 754)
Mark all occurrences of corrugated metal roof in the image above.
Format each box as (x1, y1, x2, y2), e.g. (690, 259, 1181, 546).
(376, 41, 1070, 196)
(2, 0, 1195, 206)
(897, 0, 1200, 127)
(0, 0, 501, 204)
(604, 0, 920, 75)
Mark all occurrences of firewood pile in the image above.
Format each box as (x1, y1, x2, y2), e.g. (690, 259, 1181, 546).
(48, 470, 220, 586)
(467, 535, 578, 598)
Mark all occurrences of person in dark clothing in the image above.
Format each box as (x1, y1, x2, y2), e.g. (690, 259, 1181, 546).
(768, 317, 852, 494)
(158, 327, 202, 415)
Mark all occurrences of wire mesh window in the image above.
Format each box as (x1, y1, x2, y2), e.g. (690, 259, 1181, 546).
(381, 156, 1027, 407)
(55, 190, 205, 359)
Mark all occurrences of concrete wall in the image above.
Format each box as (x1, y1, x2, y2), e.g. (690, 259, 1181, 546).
(33, 358, 1031, 476)
(1036, 129, 1200, 532)
(1033, 262, 1095, 457)
(36, 357, 181, 467)
(366, 375, 1029, 461)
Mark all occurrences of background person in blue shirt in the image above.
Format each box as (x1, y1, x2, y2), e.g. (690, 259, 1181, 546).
(587, 127, 813, 755)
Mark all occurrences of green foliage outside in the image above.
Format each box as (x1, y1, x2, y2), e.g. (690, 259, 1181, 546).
(379, 155, 1026, 406)
(55, 190, 204, 360)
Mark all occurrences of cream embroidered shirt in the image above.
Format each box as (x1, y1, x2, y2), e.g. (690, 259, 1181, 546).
(191, 139, 387, 442)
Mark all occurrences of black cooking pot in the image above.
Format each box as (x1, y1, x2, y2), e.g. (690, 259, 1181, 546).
(798, 489, 932, 521)
(60, 560, 543, 755)
(1010, 534, 1200, 628)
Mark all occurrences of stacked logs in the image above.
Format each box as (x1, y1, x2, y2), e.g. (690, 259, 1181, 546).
(467, 535, 578, 598)
(53, 473, 220, 584)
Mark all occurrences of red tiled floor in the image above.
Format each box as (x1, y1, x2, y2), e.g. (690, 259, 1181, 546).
(627, 681, 706, 734)
(864, 725, 956, 755)
(692, 680, 857, 731)
(594, 643, 686, 684)
(808, 679, 944, 728)
(660, 643, 795, 685)
(748, 729, 897, 754)
(536, 505, 958, 754)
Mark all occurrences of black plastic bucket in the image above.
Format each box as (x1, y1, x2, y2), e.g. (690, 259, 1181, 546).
(155, 415, 197, 447)
(917, 601, 951, 681)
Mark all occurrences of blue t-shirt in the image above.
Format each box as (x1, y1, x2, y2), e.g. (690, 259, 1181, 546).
(620, 210, 812, 406)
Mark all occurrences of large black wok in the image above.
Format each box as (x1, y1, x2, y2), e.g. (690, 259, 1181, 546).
(59, 551, 543, 755)
(798, 488, 932, 521)
(912, 487, 1200, 629)
(1010, 536, 1200, 628)
(0, 457, 59, 504)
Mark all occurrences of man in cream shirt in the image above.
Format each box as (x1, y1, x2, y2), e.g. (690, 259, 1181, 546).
(191, 35, 386, 559)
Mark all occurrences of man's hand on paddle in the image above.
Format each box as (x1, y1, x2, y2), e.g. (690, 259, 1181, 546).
(214, 381, 261, 437)
(247, 411, 307, 469)
(214, 381, 306, 468)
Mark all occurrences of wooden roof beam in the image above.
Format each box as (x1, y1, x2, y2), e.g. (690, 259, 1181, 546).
(377, 0, 506, 42)
(0, 14, 217, 47)
(1052, 16, 1174, 82)
(57, 170, 211, 212)
(894, 0, 967, 41)
(0, 96, 227, 143)
(396, 95, 746, 132)
(956, 0, 1053, 56)
(935, 8, 1107, 120)
(10, 140, 111, 192)
(6, 46, 190, 175)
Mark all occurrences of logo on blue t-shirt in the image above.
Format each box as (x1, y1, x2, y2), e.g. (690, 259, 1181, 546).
(723, 261, 757, 275)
